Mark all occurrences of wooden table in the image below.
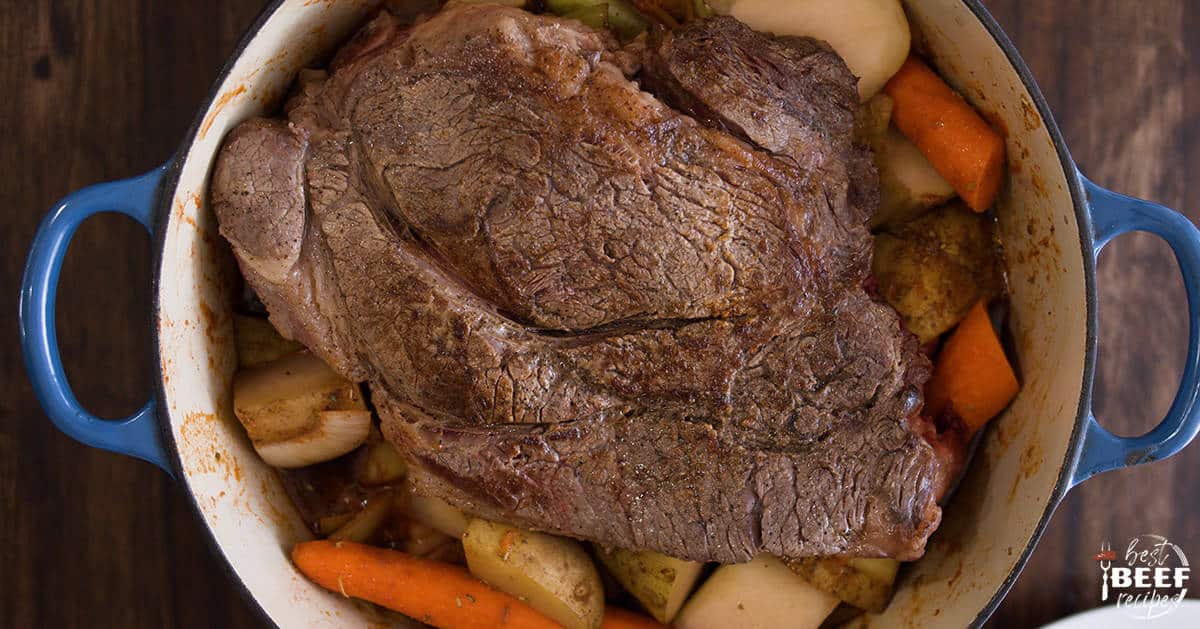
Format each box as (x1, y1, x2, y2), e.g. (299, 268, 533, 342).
(1, 1, 1196, 626)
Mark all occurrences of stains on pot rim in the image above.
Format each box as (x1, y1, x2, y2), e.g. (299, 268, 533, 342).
(199, 84, 247, 140)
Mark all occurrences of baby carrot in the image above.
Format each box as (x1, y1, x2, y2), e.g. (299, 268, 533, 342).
(292, 540, 560, 629)
(884, 55, 1006, 212)
(601, 607, 667, 629)
(926, 300, 1019, 433)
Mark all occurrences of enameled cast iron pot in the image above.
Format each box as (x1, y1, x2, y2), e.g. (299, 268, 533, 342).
(19, 0, 1200, 626)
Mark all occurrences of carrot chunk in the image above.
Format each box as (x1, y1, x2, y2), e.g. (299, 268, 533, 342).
(926, 301, 1019, 433)
(884, 56, 1006, 212)
(292, 540, 561, 629)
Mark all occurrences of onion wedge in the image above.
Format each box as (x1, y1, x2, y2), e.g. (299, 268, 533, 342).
(254, 409, 372, 468)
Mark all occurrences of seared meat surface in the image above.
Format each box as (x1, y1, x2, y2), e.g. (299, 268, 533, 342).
(211, 4, 942, 561)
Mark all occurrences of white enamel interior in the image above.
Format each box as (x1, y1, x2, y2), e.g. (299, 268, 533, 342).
(154, 1, 1090, 627)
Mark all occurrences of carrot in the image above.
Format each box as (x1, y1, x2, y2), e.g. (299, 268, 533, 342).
(291, 540, 560, 629)
(926, 300, 1019, 433)
(884, 56, 1006, 212)
(601, 607, 668, 629)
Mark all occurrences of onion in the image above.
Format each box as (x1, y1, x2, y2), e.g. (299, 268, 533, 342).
(254, 409, 372, 468)
(328, 491, 395, 543)
(232, 351, 372, 467)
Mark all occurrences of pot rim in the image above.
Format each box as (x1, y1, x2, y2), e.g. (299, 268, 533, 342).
(150, 2, 286, 625)
(147, 1, 1099, 626)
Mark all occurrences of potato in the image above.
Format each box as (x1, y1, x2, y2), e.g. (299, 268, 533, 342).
(708, 0, 911, 101)
(233, 315, 301, 368)
(675, 555, 839, 629)
(853, 94, 956, 227)
(847, 557, 902, 585)
(594, 546, 704, 623)
(406, 493, 470, 538)
(873, 233, 977, 344)
(900, 202, 1002, 274)
(872, 127, 957, 228)
(785, 557, 900, 612)
(872, 202, 1002, 343)
(356, 439, 407, 486)
(462, 519, 604, 629)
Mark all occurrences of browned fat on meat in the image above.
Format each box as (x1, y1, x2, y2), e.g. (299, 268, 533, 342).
(211, 4, 946, 561)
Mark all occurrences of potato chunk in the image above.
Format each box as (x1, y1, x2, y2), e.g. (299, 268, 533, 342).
(356, 439, 407, 486)
(462, 519, 604, 629)
(785, 557, 900, 612)
(855, 94, 956, 227)
(675, 555, 839, 629)
(594, 546, 704, 623)
(406, 494, 470, 538)
(873, 127, 957, 228)
(872, 202, 1003, 343)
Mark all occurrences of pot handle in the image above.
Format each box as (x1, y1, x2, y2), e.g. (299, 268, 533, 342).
(1070, 173, 1200, 488)
(18, 165, 173, 475)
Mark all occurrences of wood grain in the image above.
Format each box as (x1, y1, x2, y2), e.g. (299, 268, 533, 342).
(0, 1, 1195, 627)
(0, 2, 265, 627)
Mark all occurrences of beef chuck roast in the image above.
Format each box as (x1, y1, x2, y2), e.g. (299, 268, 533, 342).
(211, 4, 945, 561)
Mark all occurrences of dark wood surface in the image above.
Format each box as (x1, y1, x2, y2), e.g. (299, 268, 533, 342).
(1, 1, 1196, 626)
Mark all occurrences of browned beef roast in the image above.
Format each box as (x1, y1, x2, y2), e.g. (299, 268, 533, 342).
(211, 4, 946, 561)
